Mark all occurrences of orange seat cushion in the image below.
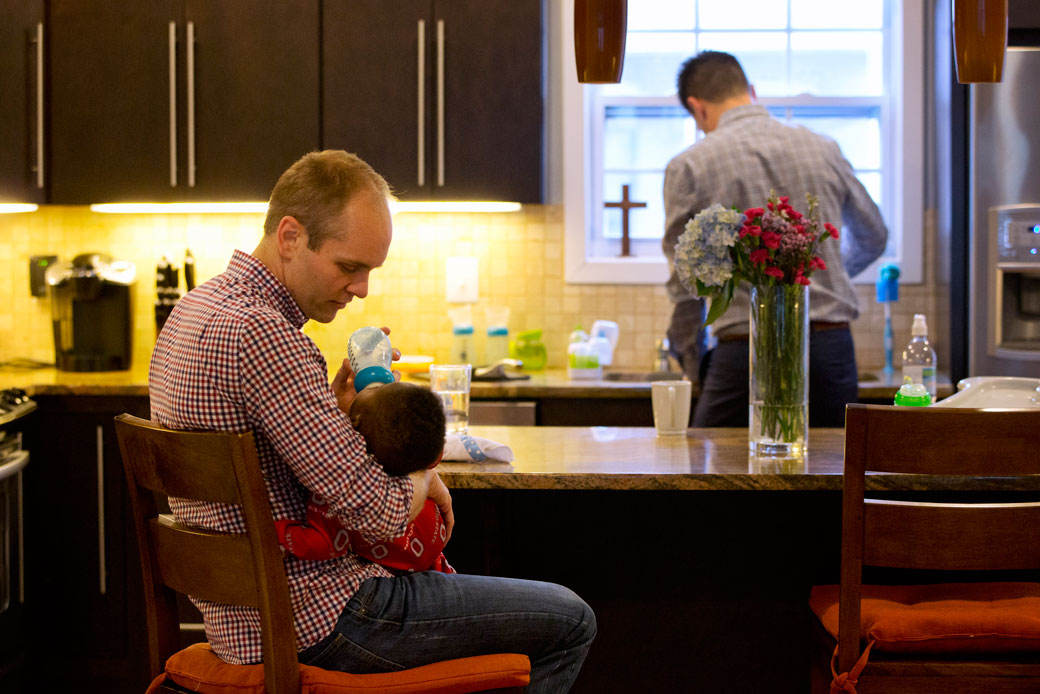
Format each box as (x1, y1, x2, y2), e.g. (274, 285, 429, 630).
(150, 642, 530, 694)
(809, 582, 1040, 654)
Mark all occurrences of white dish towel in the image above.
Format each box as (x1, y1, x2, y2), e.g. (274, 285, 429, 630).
(442, 433, 514, 463)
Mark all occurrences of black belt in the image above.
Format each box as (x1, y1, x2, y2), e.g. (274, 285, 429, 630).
(716, 321, 850, 343)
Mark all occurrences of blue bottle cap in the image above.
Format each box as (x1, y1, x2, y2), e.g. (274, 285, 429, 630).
(354, 365, 395, 392)
(453, 325, 474, 336)
(487, 327, 508, 336)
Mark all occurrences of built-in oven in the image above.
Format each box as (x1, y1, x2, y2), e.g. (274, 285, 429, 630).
(0, 389, 36, 692)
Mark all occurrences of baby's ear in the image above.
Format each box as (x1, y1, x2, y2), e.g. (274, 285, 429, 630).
(429, 448, 444, 469)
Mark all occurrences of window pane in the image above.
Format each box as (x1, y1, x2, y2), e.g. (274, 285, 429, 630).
(854, 171, 894, 257)
(601, 173, 664, 240)
(789, 31, 883, 96)
(791, 0, 882, 29)
(600, 32, 696, 96)
(628, 0, 696, 31)
(699, 0, 787, 29)
(857, 171, 882, 209)
(603, 106, 691, 170)
(697, 32, 789, 96)
(786, 109, 882, 170)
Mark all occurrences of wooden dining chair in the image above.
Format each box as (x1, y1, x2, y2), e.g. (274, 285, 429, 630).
(809, 404, 1040, 694)
(114, 413, 529, 694)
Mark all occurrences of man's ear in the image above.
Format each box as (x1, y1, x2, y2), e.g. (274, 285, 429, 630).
(275, 215, 306, 258)
(749, 84, 757, 102)
(685, 95, 701, 118)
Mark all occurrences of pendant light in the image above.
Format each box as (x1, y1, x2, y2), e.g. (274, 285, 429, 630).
(574, 0, 627, 83)
(952, 0, 1008, 83)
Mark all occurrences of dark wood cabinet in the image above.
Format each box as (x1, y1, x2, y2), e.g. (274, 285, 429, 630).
(323, 0, 544, 202)
(0, 0, 44, 203)
(47, 0, 319, 204)
(22, 395, 152, 693)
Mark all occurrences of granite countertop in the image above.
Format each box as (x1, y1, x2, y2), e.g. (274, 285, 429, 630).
(439, 425, 1040, 492)
(3, 365, 952, 401)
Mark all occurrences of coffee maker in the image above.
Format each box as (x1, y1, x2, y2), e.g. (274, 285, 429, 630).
(46, 253, 136, 372)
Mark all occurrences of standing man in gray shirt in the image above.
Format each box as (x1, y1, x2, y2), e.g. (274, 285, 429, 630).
(663, 51, 888, 427)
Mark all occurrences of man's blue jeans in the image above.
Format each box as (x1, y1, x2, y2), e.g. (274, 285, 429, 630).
(692, 327, 859, 428)
(298, 571, 596, 693)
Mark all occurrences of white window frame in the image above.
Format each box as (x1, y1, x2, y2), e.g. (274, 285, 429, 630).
(559, 0, 924, 285)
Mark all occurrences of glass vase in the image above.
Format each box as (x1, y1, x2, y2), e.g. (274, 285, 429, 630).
(749, 283, 809, 457)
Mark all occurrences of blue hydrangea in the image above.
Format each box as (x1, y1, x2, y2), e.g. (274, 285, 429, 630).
(674, 204, 745, 290)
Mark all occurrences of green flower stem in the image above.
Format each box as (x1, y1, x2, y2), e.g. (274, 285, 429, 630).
(750, 284, 808, 445)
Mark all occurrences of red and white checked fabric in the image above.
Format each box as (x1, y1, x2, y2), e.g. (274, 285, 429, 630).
(149, 250, 414, 665)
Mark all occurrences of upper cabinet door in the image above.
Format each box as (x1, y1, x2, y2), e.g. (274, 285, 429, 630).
(322, 0, 430, 199)
(48, 0, 179, 204)
(434, 0, 543, 202)
(0, 0, 45, 203)
(48, 0, 319, 204)
(323, 0, 544, 203)
(184, 0, 319, 200)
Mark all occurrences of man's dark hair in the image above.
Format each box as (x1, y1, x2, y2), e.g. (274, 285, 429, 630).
(354, 382, 446, 476)
(677, 51, 750, 112)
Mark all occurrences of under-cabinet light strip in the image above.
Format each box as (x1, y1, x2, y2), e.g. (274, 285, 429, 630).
(0, 204, 39, 214)
(89, 201, 522, 214)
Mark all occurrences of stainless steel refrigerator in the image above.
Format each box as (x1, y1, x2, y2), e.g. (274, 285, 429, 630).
(968, 47, 1040, 377)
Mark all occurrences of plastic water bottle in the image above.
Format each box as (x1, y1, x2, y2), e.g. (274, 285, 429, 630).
(450, 324, 475, 364)
(485, 326, 509, 363)
(901, 314, 936, 403)
(347, 326, 396, 392)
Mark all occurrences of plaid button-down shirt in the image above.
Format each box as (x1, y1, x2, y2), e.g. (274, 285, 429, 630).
(149, 249, 412, 664)
(663, 104, 889, 338)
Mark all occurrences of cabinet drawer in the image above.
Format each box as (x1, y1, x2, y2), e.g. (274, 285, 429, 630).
(470, 400, 536, 426)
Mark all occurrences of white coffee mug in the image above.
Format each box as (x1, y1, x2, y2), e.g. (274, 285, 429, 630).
(651, 380, 692, 436)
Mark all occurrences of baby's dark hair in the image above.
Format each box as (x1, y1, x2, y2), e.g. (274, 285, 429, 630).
(354, 381, 446, 476)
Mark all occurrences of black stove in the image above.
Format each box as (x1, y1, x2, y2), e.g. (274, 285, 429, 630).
(0, 387, 34, 693)
(0, 389, 36, 427)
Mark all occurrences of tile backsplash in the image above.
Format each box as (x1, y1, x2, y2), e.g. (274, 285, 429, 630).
(0, 205, 939, 376)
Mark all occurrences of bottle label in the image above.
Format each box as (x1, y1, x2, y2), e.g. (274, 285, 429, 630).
(902, 366, 924, 384)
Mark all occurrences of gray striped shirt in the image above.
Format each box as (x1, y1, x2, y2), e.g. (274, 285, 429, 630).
(663, 104, 888, 338)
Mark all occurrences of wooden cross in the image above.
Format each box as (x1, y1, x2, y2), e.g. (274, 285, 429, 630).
(604, 184, 647, 257)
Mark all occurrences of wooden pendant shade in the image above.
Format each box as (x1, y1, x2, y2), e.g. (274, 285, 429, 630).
(952, 0, 1008, 83)
(574, 0, 627, 83)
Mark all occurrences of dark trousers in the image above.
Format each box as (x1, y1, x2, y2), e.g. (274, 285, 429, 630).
(691, 328, 859, 428)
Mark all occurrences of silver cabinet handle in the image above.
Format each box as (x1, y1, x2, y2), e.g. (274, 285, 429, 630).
(186, 21, 196, 188)
(34, 22, 44, 189)
(169, 22, 178, 187)
(0, 451, 30, 604)
(96, 425, 106, 595)
(436, 19, 445, 188)
(417, 19, 425, 187)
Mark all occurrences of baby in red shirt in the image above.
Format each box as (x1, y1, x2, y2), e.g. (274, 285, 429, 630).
(275, 381, 454, 574)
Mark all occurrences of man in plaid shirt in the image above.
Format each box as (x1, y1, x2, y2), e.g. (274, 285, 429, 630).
(663, 51, 888, 427)
(150, 150, 595, 692)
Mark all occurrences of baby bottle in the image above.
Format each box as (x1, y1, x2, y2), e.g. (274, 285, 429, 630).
(347, 326, 396, 392)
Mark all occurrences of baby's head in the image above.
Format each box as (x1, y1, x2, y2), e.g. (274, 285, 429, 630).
(349, 381, 446, 476)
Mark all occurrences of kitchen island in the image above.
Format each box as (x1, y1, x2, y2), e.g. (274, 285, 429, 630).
(436, 425, 1038, 693)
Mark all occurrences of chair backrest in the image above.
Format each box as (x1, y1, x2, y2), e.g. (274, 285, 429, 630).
(114, 413, 299, 694)
(837, 404, 1040, 673)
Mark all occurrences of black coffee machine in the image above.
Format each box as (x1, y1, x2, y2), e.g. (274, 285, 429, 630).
(46, 253, 136, 372)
